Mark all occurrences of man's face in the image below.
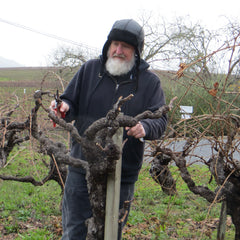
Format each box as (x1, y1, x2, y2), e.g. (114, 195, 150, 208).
(108, 41, 135, 62)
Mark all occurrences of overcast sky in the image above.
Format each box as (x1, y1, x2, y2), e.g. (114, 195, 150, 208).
(0, 0, 239, 67)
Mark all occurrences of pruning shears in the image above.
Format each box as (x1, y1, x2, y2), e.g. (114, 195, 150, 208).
(52, 90, 65, 127)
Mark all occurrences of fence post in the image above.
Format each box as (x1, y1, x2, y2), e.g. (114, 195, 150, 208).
(104, 128, 123, 240)
(217, 200, 227, 240)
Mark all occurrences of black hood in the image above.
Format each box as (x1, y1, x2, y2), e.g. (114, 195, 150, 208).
(102, 19, 144, 67)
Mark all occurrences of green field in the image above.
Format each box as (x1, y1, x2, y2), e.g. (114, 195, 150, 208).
(0, 159, 235, 239)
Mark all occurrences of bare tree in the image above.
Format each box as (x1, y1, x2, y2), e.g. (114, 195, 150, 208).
(50, 45, 88, 69)
(150, 30, 240, 239)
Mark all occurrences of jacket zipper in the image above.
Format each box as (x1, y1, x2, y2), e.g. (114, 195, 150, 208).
(110, 74, 134, 93)
(114, 80, 132, 92)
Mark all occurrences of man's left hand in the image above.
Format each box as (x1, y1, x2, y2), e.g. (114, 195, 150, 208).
(125, 122, 146, 139)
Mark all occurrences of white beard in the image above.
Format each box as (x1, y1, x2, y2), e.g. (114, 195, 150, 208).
(105, 54, 135, 76)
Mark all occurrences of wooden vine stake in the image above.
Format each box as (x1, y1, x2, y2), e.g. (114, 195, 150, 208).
(104, 127, 123, 240)
(217, 200, 227, 240)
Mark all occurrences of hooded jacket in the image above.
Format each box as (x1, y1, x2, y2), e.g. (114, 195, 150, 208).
(61, 56, 167, 183)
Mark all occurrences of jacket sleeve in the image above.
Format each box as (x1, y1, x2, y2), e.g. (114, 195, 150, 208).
(140, 77, 168, 140)
(60, 66, 83, 122)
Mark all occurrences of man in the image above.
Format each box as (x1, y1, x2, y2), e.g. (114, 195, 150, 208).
(51, 19, 167, 240)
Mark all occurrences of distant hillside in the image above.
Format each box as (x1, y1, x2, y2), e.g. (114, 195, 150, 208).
(0, 56, 23, 68)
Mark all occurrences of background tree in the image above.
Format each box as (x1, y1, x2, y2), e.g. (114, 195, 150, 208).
(149, 19, 240, 239)
(48, 44, 99, 83)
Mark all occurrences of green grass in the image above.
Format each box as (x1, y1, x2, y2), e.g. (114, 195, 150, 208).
(0, 146, 62, 239)
(122, 164, 235, 240)
(0, 171, 235, 240)
(0, 156, 236, 239)
(0, 180, 62, 239)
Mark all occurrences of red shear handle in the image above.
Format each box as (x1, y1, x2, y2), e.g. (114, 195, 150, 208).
(60, 111, 66, 118)
(53, 107, 66, 127)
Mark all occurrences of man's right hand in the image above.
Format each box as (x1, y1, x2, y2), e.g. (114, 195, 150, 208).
(50, 100, 69, 118)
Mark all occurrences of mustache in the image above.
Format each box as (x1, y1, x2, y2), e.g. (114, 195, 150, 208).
(112, 53, 125, 58)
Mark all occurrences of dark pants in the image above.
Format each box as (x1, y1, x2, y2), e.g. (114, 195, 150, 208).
(61, 170, 134, 240)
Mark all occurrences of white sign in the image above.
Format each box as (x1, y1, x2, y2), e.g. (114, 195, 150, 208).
(180, 105, 193, 119)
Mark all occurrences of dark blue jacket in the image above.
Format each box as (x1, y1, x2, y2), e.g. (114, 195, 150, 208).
(61, 57, 167, 183)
